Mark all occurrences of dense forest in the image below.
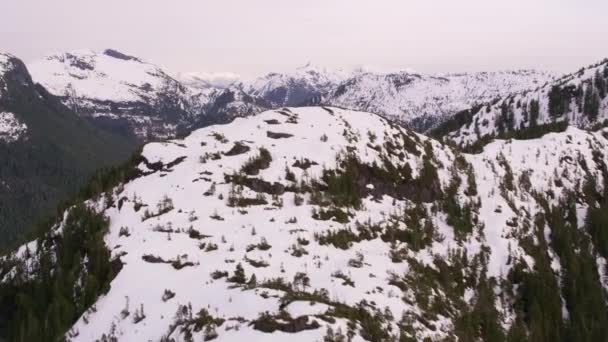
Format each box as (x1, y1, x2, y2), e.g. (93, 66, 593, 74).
(0, 149, 143, 341)
(0, 55, 135, 251)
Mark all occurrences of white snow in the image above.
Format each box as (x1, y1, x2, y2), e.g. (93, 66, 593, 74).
(243, 63, 351, 103)
(0, 111, 27, 143)
(327, 70, 554, 127)
(27, 49, 215, 139)
(285, 302, 330, 317)
(448, 60, 608, 146)
(175, 71, 241, 89)
(5, 106, 608, 341)
(0, 53, 12, 74)
(241, 64, 554, 128)
(28, 49, 172, 103)
(62, 107, 465, 341)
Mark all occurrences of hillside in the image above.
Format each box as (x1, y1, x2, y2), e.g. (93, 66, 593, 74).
(436, 59, 608, 150)
(28, 50, 276, 141)
(325, 70, 554, 131)
(241, 66, 554, 131)
(0, 53, 135, 250)
(2, 106, 608, 341)
(28, 49, 212, 141)
(29, 50, 557, 139)
(241, 63, 350, 107)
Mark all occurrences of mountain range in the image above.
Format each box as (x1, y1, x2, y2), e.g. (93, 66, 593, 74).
(1, 49, 608, 342)
(26, 49, 556, 141)
(433, 59, 608, 150)
(2, 105, 608, 341)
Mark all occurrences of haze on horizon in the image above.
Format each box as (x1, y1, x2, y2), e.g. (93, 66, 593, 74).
(2, 0, 607, 79)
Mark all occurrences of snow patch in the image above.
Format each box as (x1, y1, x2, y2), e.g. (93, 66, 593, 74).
(0, 112, 27, 143)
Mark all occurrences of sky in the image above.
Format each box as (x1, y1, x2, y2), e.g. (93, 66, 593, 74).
(1, 0, 608, 78)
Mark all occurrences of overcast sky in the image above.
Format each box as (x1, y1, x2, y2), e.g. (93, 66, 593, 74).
(2, 0, 607, 78)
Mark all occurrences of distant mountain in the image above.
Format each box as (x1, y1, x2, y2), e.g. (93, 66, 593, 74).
(434, 59, 608, 150)
(195, 87, 271, 126)
(240, 65, 554, 131)
(174, 71, 240, 89)
(29, 51, 556, 140)
(28, 49, 212, 141)
(28, 50, 279, 141)
(326, 70, 555, 131)
(3, 106, 608, 341)
(0, 53, 134, 249)
(241, 63, 351, 107)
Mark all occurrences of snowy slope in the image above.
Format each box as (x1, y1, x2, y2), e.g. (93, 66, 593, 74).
(0, 53, 11, 98)
(175, 71, 240, 89)
(241, 63, 351, 107)
(0, 53, 28, 142)
(29, 49, 171, 104)
(326, 70, 554, 131)
(442, 59, 608, 148)
(197, 86, 272, 126)
(240, 65, 553, 131)
(0, 111, 27, 143)
(28, 49, 212, 140)
(4, 106, 608, 341)
(27, 50, 556, 140)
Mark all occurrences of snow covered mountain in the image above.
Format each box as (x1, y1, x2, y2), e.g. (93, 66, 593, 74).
(241, 63, 351, 107)
(27, 49, 275, 141)
(3, 106, 608, 341)
(28, 50, 556, 141)
(240, 65, 554, 131)
(28, 49, 212, 141)
(175, 71, 240, 90)
(325, 70, 555, 131)
(436, 59, 608, 150)
(0, 54, 28, 143)
(196, 87, 271, 126)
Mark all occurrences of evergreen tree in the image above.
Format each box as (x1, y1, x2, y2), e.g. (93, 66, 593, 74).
(529, 99, 540, 127)
(595, 70, 607, 99)
(546, 197, 608, 342)
(0, 205, 116, 342)
(509, 214, 565, 342)
(583, 83, 600, 120)
(548, 85, 574, 117)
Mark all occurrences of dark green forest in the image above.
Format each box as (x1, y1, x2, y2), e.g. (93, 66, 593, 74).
(0, 56, 135, 251)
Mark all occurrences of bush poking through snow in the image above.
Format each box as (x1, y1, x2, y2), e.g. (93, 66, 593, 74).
(162, 289, 176, 302)
(228, 263, 247, 284)
(241, 147, 272, 175)
(133, 304, 146, 324)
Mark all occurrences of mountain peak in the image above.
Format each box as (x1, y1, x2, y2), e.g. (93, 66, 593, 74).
(175, 71, 240, 89)
(0, 53, 22, 75)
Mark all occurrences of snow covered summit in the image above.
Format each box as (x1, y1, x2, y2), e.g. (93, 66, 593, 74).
(4, 105, 608, 341)
(28, 49, 211, 140)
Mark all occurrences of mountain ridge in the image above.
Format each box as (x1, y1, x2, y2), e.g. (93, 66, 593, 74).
(433, 58, 608, 150)
(2, 106, 608, 341)
(239, 65, 555, 131)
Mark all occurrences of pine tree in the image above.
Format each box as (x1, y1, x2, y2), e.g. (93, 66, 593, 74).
(583, 83, 600, 120)
(595, 70, 607, 99)
(229, 263, 247, 284)
(529, 99, 540, 127)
